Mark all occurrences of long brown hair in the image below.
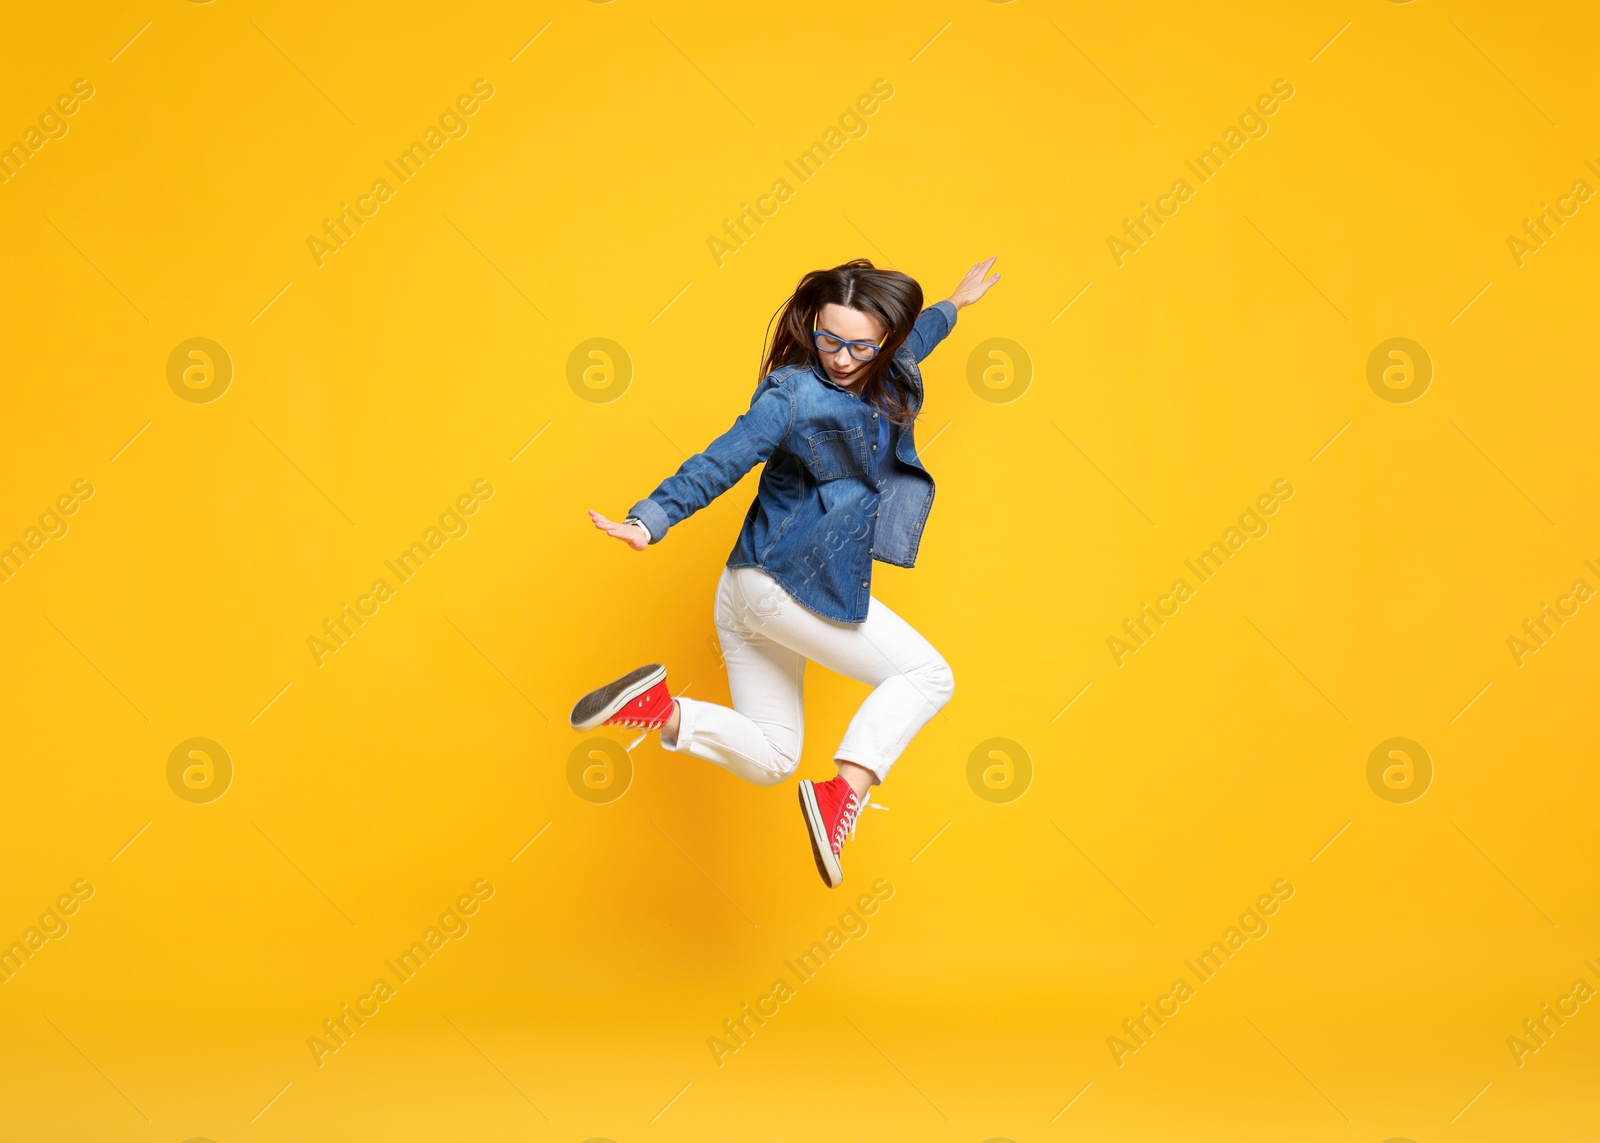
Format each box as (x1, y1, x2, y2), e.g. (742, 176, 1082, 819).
(759, 259, 924, 428)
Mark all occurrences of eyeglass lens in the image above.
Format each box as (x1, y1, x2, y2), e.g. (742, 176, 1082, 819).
(815, 332, 878, 361)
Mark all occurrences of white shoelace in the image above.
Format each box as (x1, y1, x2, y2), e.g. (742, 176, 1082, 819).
(835, 791, 889, 850)
(617, 685, 690, 752)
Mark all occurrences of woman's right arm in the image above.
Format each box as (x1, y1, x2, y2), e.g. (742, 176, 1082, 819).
(613, 375, 795, 547)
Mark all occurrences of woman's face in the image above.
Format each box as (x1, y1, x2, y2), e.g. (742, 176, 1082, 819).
(815, 303, 886, 391)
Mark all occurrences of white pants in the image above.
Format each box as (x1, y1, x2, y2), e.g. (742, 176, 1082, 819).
(661, 564, 955, 786)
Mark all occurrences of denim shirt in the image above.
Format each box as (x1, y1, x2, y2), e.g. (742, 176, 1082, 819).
(628, 299, 958, 623)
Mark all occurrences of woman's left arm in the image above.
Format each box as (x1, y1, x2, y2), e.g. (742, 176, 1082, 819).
(624, 373, 795, 546)
(903, 255, 1002, 362)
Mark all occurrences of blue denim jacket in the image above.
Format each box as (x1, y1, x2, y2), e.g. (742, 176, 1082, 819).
(628, 299, 958, 623)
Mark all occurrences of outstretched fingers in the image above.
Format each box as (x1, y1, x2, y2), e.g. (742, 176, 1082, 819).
(950, 256, 1001, 308)
(589, 509, 646, 550)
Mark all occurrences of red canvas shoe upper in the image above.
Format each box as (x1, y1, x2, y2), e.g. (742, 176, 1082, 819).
(812, 774, 882, 857)
(602, 680, 675, 730)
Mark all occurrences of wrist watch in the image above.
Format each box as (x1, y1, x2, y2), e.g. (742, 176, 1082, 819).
(623, 516, 652, 543)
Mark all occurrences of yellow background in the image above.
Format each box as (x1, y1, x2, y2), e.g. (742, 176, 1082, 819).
(2, 1, 1597, 1139)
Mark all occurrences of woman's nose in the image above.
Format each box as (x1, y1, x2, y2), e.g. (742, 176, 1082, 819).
(831, 347, 853, 369)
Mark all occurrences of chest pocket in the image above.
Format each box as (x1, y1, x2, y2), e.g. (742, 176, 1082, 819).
(807, 426, 870, 481)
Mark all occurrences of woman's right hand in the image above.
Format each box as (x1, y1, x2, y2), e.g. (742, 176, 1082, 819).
(588, 509, 649, 551)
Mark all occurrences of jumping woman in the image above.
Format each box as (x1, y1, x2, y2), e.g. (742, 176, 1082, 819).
(570, 256, 1001, 887)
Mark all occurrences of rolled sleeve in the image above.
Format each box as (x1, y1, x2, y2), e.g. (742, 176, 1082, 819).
(626, 502, 666, 544)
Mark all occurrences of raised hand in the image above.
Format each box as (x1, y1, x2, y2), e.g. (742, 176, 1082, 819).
(588, 509, 649, 551)
(947, 255, 1001, 310)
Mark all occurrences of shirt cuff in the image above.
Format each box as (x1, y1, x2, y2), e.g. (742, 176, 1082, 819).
(627, 498, 670, 544)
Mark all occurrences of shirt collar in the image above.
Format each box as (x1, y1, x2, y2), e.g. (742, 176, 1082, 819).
(808, 357, 891, 403)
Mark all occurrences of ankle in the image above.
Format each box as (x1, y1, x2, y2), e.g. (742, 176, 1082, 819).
(836, 760, 876, 800)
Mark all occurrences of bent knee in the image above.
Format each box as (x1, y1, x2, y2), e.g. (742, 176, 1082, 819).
(920, 657, 955, 708)
(747, 759, 797, 787)
(749, 738, 802, 786)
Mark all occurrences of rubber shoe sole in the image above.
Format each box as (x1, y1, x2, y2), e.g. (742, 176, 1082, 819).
(798, 781, 842, 888)
(569, 664, 667, 731)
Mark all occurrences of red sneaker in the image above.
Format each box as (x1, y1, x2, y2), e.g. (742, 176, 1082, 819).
(570, 664, 674, 732)
(798, 775, 883, 888)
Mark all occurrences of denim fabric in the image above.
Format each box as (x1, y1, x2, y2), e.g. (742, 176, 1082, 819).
(869, 400, 889, 474)
(628, 299, 958, 624)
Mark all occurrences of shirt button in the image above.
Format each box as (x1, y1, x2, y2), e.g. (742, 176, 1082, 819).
(871, 444, 877, 450)
(871, 412, 878, 418)
(868, 547, 873, 554)
(861, 581, 868, 588)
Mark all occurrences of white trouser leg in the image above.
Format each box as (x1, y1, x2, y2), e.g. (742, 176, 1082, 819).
(662, 565, 807, 786)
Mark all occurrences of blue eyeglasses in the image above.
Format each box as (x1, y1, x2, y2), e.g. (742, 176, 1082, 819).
(812, 317, 885, 362)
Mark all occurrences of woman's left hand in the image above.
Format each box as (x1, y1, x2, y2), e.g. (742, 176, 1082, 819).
(947, 255, 1001, 310)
